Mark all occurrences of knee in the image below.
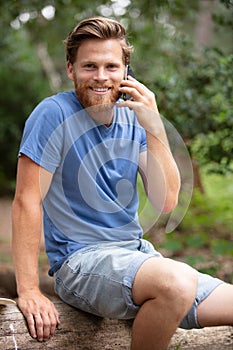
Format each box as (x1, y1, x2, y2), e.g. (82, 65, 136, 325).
(133, 258, 198, 317)
(162, 262, 198, 316)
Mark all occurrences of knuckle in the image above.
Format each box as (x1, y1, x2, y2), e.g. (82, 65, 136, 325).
(36, 320, 43, 328)
(51, 319, 57, 327)
(43, 318, 50, 327)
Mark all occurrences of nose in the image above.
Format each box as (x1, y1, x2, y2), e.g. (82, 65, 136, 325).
(94, 67, 108, 81)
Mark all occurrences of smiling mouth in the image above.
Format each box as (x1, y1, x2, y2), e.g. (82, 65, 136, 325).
(90, 87, 111, 94)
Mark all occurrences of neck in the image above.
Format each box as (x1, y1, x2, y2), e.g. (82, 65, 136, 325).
(86, 103, 115, 125)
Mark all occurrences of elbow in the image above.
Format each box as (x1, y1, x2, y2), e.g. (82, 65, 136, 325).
(146, 168, 181, 214)
(162, 182, 180, 213)
(149, 195, 179, 214)
(161, 196, 179, 214)
(162, 172, 181, 213)
(148, 185, 180, 214)
(12, 193, 42, 221)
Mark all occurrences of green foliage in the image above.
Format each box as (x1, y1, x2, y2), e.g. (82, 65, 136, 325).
(211, 239, 233, 256)
(0, 27, 51, 194)
(153, 49, 233, 174)
(181, 172, 233, 235)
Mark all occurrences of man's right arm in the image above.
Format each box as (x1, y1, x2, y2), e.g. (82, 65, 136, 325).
(12, 155, 60, 342)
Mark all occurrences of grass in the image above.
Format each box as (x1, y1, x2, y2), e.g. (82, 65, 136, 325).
(180, 172, 233, 236)
(175, 340, 184, 350)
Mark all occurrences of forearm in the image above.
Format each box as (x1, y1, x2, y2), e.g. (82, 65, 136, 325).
(146, 128, 180, 213)
(12, 196, 42, 295)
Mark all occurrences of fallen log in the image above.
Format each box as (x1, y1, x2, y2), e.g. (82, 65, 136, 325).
(0, 297, 232, 350)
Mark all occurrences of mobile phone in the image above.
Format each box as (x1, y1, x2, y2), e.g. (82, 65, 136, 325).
(123, 65, 135, 101)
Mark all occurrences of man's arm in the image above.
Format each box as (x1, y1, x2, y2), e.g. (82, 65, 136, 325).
(138, 134, 180, 213)
(12, 155, 60, 342)
(118, 76, 180, 213)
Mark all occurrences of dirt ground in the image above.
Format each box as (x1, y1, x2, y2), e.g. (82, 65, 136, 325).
(0, 197, 13, 269)
(0, 197, 15, 297)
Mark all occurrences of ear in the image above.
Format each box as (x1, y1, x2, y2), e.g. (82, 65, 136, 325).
(66, 61, 74, 81)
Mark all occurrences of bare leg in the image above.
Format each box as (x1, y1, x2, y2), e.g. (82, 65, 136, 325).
(197, 283, 233, 327)
(131, 257, 198, 350)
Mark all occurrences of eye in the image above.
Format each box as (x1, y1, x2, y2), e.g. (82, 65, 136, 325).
(84, 63, 96, 70)
(107, 64, 118, 70)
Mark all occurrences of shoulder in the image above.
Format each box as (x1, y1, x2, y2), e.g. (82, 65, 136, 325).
(25, 91, 82, 128)
(49, 90, 81, 107)
(37, 90, 82, 116)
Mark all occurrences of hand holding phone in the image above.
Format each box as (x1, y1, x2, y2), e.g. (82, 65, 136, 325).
(122, 65, 135, 101)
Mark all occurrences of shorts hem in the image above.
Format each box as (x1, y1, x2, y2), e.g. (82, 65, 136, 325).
(122, 253, 157, 315)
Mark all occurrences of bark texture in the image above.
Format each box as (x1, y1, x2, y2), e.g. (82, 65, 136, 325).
(0, 297, 232, 349)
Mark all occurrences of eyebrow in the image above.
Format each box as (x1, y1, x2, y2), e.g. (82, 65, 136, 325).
(80, 59, 122, 65)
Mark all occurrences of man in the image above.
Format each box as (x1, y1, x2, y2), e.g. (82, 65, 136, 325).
(12, 17, 233, 349)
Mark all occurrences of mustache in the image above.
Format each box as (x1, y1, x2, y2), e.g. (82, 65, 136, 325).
(90, 84, 112, 89)
(77, 81, 121, 90)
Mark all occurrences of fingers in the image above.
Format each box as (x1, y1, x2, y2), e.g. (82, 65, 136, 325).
(120, 79, 144, 101)
(26, 313, 37, 339)
(33, 314, 44, 341)
(18, 294, 60, 342)
(118, 77, 160, 132)
(119, 77, 156, 108)
(35, 312, 58, 341)
(25, 308, 60, 342)
(122, 75, 151, 95)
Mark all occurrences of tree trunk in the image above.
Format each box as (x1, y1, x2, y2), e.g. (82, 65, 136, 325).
(194, 0, 215, 49)
(0, 297, 232, 350)
(192, 157, 205, 193)
(191, 0, 216, 192)
(36, 42, 62, 92)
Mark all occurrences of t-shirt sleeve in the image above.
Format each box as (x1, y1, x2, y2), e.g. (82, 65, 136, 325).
(139, 127, 147, 153)
(19, 98, 64, 173)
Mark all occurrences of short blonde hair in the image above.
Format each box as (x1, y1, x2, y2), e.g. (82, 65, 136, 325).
(65, 17, 133, 65)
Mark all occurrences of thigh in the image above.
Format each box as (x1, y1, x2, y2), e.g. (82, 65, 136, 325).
(180, 272, 224, 329)
(54, 240, 157, 319)
(196, 282, 233, 327)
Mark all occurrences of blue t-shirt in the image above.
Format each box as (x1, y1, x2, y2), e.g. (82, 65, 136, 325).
(19, 91, 147, 275)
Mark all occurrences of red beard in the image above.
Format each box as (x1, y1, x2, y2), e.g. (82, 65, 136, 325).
(74, 79, 122, 109)
(73, 79, 122, 125)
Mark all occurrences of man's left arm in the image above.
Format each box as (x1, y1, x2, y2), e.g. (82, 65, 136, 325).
(118, 76, 180, 213)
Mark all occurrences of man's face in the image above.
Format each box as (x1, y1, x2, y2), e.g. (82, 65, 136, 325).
(67, 39, 125, 109)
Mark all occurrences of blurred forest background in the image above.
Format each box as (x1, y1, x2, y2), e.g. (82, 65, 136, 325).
(0, 0, 232, 283)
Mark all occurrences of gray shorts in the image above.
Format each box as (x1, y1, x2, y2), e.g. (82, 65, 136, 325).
(54, 239, 223, 329)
